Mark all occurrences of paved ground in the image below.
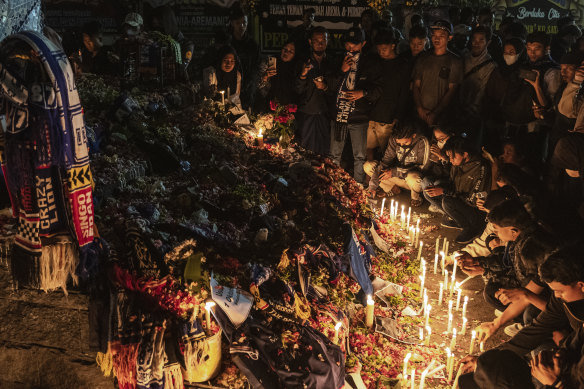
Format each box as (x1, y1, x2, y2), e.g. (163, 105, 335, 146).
(0, 192, 509, 388)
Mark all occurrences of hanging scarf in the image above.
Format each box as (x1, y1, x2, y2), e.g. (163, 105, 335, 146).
(0, 31, 97, 288)
(335, 52, 360, 124)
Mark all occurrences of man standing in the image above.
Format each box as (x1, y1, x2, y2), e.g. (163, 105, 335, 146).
(413, 20, 463, 127)
(458, 26, 497, 140)
(330, 27, 382, 185)
(290, 7, 315, 60)
(367, 29, 409, 161)
(295, 27, 336, 155)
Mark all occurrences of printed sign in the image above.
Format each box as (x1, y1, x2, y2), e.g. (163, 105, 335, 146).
(211, 273, 253, 328)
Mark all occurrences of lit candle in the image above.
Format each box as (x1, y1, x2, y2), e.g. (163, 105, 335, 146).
(462, 296, 468, 318)
(438, 282, 444, 305)
(450, 328, 457, 351)
(401, 205, 405, 228)
(257, 128, 264, 147)
(451, 258, 458, 291)
(441, 251, 446, 276)
(456, 288, 462, 311)
(480, 341, 485, 353)
(419, 274, 425, 298)
(425, 325, 431, 346)
(445, 240, 450, 258)
(469, 331, 476, 354)
(425, 305, 432, 328)
(445, 348, 452, 377)
(433, 253, 439, 274)
(419, 327, 424, 343)
(205, 301, 216, 332)
(417, 241, 423, 261)
(366, 295, 375, 328)
(333, 321, 342, 344)
(461, 316, 468, 335)
(448, 299, 453, 317)
(423, 291, 428, 316)
(220, 90, 225, 105)
(448, 355, 455, 382)
(407, 207, 411, 229)
(403, 352, 412, 381)
(447, 313, 453, 333)
(452, 362, 464, 389)
(380, 198, 386, 217)
(444, 269, 449, 291)
(442, 237, 448, 254)
(410, 369, 416, 389)
(435, 236, 440, 257)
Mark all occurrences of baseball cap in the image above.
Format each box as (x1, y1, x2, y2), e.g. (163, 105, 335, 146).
(430, 19, 453, 34)
(344, 27, 365, 44)
(124, 13, 143, 28)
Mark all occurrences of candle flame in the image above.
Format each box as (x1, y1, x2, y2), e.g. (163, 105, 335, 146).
(335, 322, 342, 330)
(366, 295, 374, 305)
(258, 128, 263, 137)
(205, 301, 216, 310)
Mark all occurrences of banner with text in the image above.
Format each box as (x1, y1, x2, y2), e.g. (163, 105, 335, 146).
(257, 0, 371, 53)
(495, 0, 584, 34)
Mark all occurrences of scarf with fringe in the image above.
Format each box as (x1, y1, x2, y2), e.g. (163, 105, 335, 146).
(0, 31, 97, 289)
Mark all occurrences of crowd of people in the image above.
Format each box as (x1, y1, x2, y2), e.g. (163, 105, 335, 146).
(33, 4, 584, 389)
(197, 5, 584, 389)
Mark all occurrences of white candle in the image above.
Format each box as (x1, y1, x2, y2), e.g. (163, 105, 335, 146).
(419, 361, 434, 389)
(461, 317, 468, 335)
(410, 369, 416, 389)
(258, 128, 264, 147)
(419, 327, 424, 343)
(438, 282, 444, 306)
(452, 362, 464, 389)
(448, 355, 455, 382)
(366, 295, 375, 328)
(407, 207, 411, 229)
(380, 198, 386, 217)
(480, 341, 485, 353)
(403, 352, 412, 380)
(448, 299, 453, 319)
(442, 237, 448, 254)
(425, 325, 431, 346)
(415, 226, 420, 247)
(447, 313, 453, 333)
(419, 274, 425, 298)
(456, 288, 462, 311)
(435, 236, 440, 257)
(417, 241, 423, 261)
(445, 348, 452, 377)
(220, 90, 225, 105)
(445, 240, 450, 258)
(401, 205, 405, 228)
(469, 331, 476, 354)
(425, 305, 432, 328)
(451, 258, 458, 291)
(390, 199, 394, 219)
(444, 269, 449, 291)
(433, 253, 439, 274)
(450, 328, 457, 351)
(462, 296, 468, 318)
(423, 291, 428, 316)
(205, 301, 216, 332)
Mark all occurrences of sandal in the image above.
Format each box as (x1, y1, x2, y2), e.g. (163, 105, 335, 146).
(411, 198, 423, 207)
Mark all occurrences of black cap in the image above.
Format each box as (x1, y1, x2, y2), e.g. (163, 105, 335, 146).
(560, 52, 583, 66)
(344, 27, 365, 44)
(430, 19, 453, 34)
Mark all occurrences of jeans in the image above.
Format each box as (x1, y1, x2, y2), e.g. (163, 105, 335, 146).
(424, 192, 485, 232)
(484, 280, 545, 326)
(330, 121, 368, 184)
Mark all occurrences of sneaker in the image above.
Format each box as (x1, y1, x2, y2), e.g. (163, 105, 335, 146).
(440, 217, 462, 229)
(455, 229, 481, 244)
(428, 204, 444, 214)
(494, 309, 503, 318)
(504, 323, 524, 337)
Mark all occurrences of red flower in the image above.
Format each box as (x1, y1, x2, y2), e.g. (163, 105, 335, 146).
(270, 100, 278, 111)
(287, 104, 298, 113)
(275, 115, 289, 124)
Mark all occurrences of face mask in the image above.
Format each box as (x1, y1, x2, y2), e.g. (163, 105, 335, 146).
(437, 139, 447, 149)
(503, 54, 519, 66)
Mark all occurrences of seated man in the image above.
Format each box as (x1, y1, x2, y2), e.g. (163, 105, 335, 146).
(423, 136, 491, 243)
(468, 200, 556, 339)
(365, 123, 430, 206)
(422, 125, 454, 214)
(459, 242, 584, 389)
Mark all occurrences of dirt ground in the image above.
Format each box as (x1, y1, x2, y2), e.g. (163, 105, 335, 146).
(0, 192, 510, 388)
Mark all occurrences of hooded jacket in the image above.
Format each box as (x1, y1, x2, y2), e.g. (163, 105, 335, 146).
(368, 134, 431, 192)
(446, 155, 491, 205)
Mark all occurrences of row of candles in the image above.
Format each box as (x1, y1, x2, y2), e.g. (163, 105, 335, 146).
(378, 200, 485, 388)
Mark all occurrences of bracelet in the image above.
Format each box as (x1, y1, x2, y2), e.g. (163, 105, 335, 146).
(552, 377, 562, 388)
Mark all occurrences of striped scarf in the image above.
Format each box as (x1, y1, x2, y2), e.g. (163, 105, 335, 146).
(0, 31, 97, 287)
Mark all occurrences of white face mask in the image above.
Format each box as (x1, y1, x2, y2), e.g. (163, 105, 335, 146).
(503, 54, 519, 66)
